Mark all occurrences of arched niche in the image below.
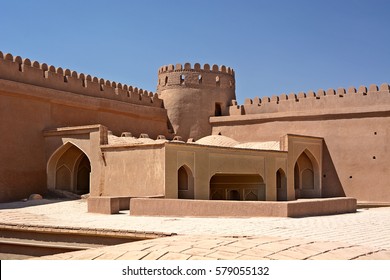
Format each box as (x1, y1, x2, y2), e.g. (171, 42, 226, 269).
(209, 174, 265, 201)
(276, 168, 287, 201)
(178, 165, 194, 199)
(47, 142, 91, 195)
(294, 149, 320, 198)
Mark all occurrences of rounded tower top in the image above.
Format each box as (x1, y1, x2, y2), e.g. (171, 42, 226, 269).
(156, 62, 236, 140)
(157, 62, 235, 93)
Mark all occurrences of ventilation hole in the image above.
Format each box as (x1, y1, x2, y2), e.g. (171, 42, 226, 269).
(323, 174, 326, 178)
(349, 176, 353, 179)
(373, 156, 376, 159)
(374, 132, 377, 135)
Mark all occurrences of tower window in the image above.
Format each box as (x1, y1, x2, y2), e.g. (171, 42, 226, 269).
(215, 103, 222, 116)
(216, 76, 220, 87)
(165, 76, 168, 85)
(198, 75, 202, 84)
(180, 75, 185, 84)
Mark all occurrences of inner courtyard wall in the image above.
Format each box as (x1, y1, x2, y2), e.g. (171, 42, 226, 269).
(99, 144, 166, 197)
(211, 115, 390, 203)
(164, 142, 288, 201)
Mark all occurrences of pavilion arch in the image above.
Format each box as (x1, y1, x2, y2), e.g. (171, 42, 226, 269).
(47, 142, 91, 195)
(209, 173, 265, 201)
(177, 165, 194, 199)
(293, 149, 321, 198)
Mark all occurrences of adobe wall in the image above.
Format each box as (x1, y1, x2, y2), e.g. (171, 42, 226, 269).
(229, 84, 390, 116)
(164, 142, 288, 201)
(0, 52, 171, 202)
(157, 63, 236, 140)
(99, 144, 166, 197)
(211, 84, 390, 203)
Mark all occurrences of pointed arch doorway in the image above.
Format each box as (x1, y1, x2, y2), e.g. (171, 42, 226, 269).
(47, 143, 91, 195)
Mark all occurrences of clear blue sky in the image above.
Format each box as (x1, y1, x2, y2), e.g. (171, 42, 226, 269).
(1, 0, 389, 104)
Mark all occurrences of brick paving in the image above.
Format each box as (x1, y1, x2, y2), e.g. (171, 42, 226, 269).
(1, 199, 390, 260)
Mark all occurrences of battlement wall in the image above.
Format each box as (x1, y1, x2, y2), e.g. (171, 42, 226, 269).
(228, 83, 390, 116)
(0, 51, 163, 108)
(157, 63, 235, 91)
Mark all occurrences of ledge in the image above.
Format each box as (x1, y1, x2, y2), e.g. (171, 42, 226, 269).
(210, 105, 390, 126)
(129, 197, 357, 218)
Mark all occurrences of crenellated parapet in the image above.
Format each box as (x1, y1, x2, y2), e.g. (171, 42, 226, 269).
(228, 83, 390, 115)
(0, 51, 163, 108)
(157, 62, 235, 92)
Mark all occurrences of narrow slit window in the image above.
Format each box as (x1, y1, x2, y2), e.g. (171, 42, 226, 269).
(216, 76, 220, 87)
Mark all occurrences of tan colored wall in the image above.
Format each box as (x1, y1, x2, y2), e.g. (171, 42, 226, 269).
(157, 63, 236, 140)
(231, 84, 390, 116)
(0, 53, 171, 202)
(129, 197, 357, 218)
(211, 113, 390, 203)
(164, 142, 288, 201)
(99, 144, 166, 197)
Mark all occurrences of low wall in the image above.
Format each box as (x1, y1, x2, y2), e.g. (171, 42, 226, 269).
(129, 197, 357, 218)
(88, 196, 164, 214)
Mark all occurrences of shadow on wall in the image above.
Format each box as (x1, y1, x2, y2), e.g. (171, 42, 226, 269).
(322, 141, 345, 197)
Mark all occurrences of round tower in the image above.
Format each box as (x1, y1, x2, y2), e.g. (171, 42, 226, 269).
(157, 63, 236, 141)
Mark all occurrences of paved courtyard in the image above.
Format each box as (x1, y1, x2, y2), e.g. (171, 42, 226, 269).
(1, 199, 390, 260)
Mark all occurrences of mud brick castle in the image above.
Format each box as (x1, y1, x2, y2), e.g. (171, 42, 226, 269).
(0, 51, 389, 215)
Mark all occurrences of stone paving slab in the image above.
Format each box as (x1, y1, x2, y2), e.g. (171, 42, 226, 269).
(30, 235, 390, 260)
(1, 199, 390, 260)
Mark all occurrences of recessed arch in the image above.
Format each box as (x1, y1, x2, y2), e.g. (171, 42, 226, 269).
(209, 174, 265, 201)
(75, 154, 91, 194)
(47, 142, 91, 195)
(245, 191, 258, 201)
(228, 190, 240, 200)
(178, 165, 194, 199)
(294, 149, 320, 198)
(276, 168, 287, 201)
